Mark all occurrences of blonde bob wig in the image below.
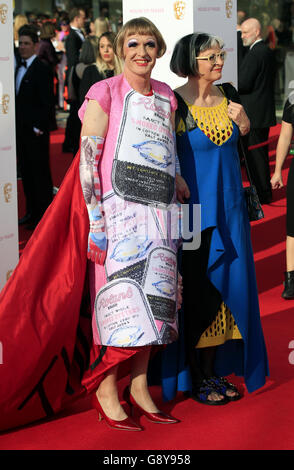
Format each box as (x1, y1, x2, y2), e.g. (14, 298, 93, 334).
(114, 17, 166, 59)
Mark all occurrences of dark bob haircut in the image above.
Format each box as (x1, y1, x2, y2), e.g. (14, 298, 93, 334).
(170, 32, 224, 78)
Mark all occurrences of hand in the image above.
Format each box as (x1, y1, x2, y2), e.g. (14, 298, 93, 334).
(87, 203, 107, 264)
(227, 101, 250, 135)
(177, 272, 183, 310)
(88, 231, 107, 264)
(90, 204, 105, 229)
(176, 174, 190, 203)
(271, 171, 284, 189)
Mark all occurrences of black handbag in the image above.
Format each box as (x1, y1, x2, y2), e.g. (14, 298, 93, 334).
(239, 139, 264, 222)
(219, 83, 264, 222)
(244, 185, 264, 221)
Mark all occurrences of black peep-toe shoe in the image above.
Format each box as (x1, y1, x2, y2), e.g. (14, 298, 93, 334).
(190, 379, 229, 406)
(208, 376, 242, 401)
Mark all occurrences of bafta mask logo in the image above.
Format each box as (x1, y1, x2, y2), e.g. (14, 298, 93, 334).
(0, 4, 8, 24)
(173, 1, 186, 20)
(1, 94, 9, 114)
(4, 182, 12, 203)
(226, 0, 233, 18)
(6, 269, 13, 281)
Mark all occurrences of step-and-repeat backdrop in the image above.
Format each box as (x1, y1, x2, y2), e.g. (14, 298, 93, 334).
(0, 0, 18, 292)
(123, 0, 237, 90)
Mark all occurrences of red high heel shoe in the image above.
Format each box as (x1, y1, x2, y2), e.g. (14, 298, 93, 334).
(123, 387, 180, 424)
(91, 393, 143, 431)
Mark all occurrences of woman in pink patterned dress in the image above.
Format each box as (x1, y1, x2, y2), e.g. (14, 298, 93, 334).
(78, 17, 186, 431)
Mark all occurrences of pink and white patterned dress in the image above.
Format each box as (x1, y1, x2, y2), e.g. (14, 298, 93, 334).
(79, 73, 179, 348)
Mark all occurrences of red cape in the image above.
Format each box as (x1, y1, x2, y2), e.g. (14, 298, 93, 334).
(0, 153, 139, 432)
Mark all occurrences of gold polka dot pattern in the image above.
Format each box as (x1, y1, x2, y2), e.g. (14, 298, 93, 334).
(196, 302, 242, 348)
(176, 97, 234, 146)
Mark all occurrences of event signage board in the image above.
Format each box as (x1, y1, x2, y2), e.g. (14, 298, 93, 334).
(123, 0, 237, 89)
(0, 0, 19, 291)
(194, 0, 237, 87)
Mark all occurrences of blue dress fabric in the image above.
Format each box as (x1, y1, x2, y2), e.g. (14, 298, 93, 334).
(158, 118, 269, 400)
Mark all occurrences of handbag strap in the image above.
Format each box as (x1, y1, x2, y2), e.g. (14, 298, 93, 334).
(174, 91, 198, 133)
(218, 83, 254, 186)
(238, 138, 255, 187)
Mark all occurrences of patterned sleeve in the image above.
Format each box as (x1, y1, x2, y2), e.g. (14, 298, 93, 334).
(78, 80, 111, 122)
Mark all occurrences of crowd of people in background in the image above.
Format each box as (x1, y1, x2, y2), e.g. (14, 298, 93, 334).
(13, 6, 124, 229)
(11, 5, 294, 132)
(12, 5, 294, 141)
(13, 6, 123, 119)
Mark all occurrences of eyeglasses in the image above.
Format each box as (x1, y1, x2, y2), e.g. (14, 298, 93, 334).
(196, 51, 227, 65)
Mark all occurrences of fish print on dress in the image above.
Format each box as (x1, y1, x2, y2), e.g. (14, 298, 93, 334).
(132, 140, 173, 169)
(110, 236, 153, 263)
(106, 325, 144, 347)
(112, 90, 175, 207)
(152, 279, 176, 297)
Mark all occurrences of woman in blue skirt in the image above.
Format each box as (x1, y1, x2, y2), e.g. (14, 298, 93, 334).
(151, 33, 269, 405)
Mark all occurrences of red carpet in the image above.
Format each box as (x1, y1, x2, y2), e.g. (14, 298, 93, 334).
(1, 125, 294, 450)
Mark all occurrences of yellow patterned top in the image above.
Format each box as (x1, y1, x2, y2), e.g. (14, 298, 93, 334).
(196, 302, 242, 349)
(177, 96, 234, 146)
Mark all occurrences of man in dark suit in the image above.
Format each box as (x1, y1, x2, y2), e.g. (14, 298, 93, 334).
(238, 18, 276, 204)
(62, 7, 86, 154)
(15, 25, 53, 230)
